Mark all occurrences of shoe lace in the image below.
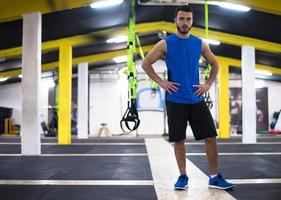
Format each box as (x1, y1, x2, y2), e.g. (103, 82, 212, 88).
(178, 175, 187, 181)
(217, 174, 228, 184)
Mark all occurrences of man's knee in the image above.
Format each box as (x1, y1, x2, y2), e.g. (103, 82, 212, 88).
(205, 137, 216, 144)
(174, 139, 185, 146)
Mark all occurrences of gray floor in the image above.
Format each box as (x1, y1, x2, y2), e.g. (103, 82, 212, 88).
(0, 156, 152, 180)
(186, 143, 281, 153)
(227, 184, 281, 200)
(0, 137, 157, 200)
(1, 135, 281, 199)
(0, 185, 157, 200)
(186, 136, 281, 200)
(0, 144, 147, 154)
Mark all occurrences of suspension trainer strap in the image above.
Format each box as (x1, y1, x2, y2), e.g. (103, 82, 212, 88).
(120, 0, 140, 133)
(203, 1, 213, 109)
(136, 35, 144, 60)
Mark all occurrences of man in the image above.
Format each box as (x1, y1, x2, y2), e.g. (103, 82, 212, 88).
(142, 5, 234, 190)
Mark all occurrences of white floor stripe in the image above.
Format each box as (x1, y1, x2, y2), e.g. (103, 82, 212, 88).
(0, 143, 145, 145)
(186, 152, 281, 156)
(0, 180, 153, 186)
(145, 138, 236, 200)
(0, 153, 147, 157)
(228, 179, 281, 184)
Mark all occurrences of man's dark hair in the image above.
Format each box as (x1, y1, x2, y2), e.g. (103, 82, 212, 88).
(175, 5, 193, 17)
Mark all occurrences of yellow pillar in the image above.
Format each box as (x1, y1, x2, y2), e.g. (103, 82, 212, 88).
(218, 63, 230, 138)
(58, 42, 72, 144)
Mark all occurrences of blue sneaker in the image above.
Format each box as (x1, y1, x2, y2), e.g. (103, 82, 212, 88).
(174, 174, 189, 190)
(209, 173, 234, 190)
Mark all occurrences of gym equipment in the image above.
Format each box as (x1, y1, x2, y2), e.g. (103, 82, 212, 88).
(43, 75, 58, 137)
(137, 86, 164, 109)
(120, 0, 140, 133)
(269, 110, 281, 134)
(270, 111, 280, 130)
(41, 120, 56, 137)
(98, 123, 110, 137)
(0, 107, 13, 134)
(4, 118, 19, 135)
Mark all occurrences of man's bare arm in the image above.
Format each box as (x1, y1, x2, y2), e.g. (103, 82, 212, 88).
(202, 41, 219, 86)
(194, 41, 219, 96)
(142, 40, 180, 94)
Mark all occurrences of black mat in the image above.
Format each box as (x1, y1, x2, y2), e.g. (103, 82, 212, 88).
(0, 144, 20, 154)
(0, 137, 20, 143)
(0, 144, 147, 154)
(0, 185, 157, 200)
(0, 137, 145, 143)
(43, 145, 147, 154)
(228, 184, 281, 200)
(185, 144, 281, 153)
(184, 136, 281, 143)
(187, 155, 281, 179)
(0, 156, 152, 180)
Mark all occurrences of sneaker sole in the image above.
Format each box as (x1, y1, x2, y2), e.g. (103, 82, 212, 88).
(208, 185, 234, 190)
(174, 185, 189, 190)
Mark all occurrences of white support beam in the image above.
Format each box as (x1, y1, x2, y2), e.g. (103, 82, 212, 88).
(242, 45, 257, 144)
(77, 62, 89, 139)
(21, 12, 42, 155)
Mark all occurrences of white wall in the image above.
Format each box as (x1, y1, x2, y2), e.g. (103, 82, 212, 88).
(0, 83, 22, 124)
(229, 77, 281, 123)
(0, 79, 52, 133)
(89, 76, 124, 135)
(0, 70, 280, 136)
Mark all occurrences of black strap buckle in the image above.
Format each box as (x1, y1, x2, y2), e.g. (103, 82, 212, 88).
(203, 92, 213, 109)
(120, 99, 140, 133)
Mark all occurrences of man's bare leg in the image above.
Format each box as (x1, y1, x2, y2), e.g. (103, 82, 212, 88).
(174, 139, 186, 174)
(205, 137, 218, 175)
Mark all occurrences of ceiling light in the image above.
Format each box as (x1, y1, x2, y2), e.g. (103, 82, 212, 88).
(106, 36, 128, 43)
(90, 0, 123, 9)
(255, 70, 272, 76)
(218, 2, 251, 12)
(113, 55, 127, 63)
(0, 77, 8, 82)
(202, 38, 221, 46)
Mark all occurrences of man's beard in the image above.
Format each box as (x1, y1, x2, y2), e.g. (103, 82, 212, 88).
(176, 24, 191, 34)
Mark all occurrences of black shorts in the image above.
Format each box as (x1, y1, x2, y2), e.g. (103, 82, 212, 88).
(166, 101, 217, 142)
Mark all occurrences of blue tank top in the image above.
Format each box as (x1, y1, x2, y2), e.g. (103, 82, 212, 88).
(165, 34, 203, 104)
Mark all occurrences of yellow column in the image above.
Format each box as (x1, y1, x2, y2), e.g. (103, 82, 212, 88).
(58, 42, 72, 144)
(218, 63, 230, 138)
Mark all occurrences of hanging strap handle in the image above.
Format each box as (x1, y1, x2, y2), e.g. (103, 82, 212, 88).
(120, 99, 140, 133)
